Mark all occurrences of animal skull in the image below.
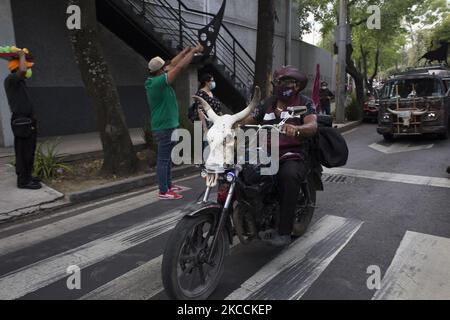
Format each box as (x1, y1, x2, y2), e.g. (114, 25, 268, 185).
(387, 108, 428, 127)
(193, 87, 261, 172)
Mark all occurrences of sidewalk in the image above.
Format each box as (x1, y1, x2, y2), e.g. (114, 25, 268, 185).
(0, 128, 146, 223)
(0, 164, 64, 221)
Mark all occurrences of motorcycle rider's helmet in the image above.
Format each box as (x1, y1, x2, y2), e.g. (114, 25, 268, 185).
(273, 66, 308, 92)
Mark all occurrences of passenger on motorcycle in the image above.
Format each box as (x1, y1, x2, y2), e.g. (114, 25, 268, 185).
(240, 66, 318, 246)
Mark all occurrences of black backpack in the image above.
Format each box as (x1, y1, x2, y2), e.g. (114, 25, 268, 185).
(316, 116, 349, 168)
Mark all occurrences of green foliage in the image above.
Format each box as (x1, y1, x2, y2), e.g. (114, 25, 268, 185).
(296, 0, 449, 75)
(345, 93, 362, 121)
(33, 139, 72, 180)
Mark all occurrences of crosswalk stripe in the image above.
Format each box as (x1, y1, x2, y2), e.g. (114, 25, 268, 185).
(373, 231, 450, 300)
(0, 209, 185, 300)
(0, 187, 190, 257)
(323, 167, 450, 189)
(80, 255, 164, 300)
(226, 215, 363, 300)
(80, 239, 240, 300)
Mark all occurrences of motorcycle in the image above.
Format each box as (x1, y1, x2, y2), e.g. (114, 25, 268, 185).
(161, 104, 323, 300)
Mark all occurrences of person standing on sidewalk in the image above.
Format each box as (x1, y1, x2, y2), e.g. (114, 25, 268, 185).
(319, 81, 334, 116)
(3, 50, 41, 190)
(145, 44, 204, 200)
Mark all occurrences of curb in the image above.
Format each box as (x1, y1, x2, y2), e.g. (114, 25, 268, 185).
(67, 165, 200, 204)
(335, 120, 362, 133)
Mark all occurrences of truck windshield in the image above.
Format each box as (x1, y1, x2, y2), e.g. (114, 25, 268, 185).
(382, 78, 444, 99)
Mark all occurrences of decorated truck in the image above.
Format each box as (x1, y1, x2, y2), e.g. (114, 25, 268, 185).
(377, 66, 450, 141)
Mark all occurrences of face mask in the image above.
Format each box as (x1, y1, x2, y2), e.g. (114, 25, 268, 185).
(277, 86, 295, 102)
(210, 81, 216, 90)
(25, 69, 32, 79)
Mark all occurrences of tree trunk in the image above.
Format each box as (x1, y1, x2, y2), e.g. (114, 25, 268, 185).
(346, 44, 364, 120)
(368, 46, 380, 93)
(360, 44, 369, 93)
(68, 0, 137, 176)
(255, 0, 275, 99)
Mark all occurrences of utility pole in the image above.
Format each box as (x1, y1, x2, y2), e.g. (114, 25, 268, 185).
(335, 0, 348, 124)
(285, 0, 292, 66)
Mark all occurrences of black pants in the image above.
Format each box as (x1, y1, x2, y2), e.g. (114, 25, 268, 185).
(277, 160, 307, 235)
(14, 129, 37, 186)
(321, 101, 331, 115)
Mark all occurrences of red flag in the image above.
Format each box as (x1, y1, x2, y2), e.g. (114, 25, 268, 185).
(312, 64, 321, 113)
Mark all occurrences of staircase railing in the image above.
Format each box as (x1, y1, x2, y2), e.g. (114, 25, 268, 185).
(124, 0, 255, 97)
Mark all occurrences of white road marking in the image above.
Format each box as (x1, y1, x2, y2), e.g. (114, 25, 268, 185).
(373, 231, 450, 300)
(80, 239, 239, 300)
(0, 186, 189, 257)
(0, 209, 185, 300)
(323, 167, 450, 189)
(226, 215, 363, 300)
(369, 142, 434, 154)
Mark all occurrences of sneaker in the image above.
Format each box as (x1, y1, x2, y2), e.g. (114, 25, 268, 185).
(18, 181, 42, 190)
(169, 184, 184, 192)
(159, 190, 183, 200)
(258, 229, 291, 247)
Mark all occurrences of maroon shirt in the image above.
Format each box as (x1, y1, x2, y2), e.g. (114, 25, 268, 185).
(252, 94, 317, 159)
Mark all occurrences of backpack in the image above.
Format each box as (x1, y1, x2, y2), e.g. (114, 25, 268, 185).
(316, 116, 349, 168)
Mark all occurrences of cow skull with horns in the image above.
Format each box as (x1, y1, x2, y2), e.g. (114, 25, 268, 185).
(193, 87, 261, 172)
(387, 108, 428, 127)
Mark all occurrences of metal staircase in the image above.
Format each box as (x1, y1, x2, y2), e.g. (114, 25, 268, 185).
(97, 0, 256, 111)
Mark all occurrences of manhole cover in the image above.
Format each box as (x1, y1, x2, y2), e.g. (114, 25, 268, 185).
(322, 174, 354, 184)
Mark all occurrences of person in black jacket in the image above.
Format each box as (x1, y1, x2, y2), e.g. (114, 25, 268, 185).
(4, 51, 41, 190)
(319, 81, 334, 115)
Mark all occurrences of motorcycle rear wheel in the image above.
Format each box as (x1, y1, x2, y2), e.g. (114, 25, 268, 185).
(162, 215, 229, 300)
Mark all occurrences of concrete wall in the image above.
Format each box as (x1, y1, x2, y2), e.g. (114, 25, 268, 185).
(0, 0, 16, 147)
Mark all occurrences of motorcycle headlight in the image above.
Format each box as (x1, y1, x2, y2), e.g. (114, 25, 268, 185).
(423, 112, 438, 121)
(226, 172, 235, 183)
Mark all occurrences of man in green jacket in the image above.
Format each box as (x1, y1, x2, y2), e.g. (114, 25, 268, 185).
(145, 44, 203, 200)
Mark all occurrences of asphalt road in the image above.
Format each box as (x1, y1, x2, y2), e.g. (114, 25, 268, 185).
(0, 123, 449, 300)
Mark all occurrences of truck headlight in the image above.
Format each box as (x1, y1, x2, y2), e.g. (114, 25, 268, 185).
(423, 112, 438, 121)
(381, 113, 391, 122)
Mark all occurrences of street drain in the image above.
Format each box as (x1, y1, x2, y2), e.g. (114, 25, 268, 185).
(322, 174, 353, 184)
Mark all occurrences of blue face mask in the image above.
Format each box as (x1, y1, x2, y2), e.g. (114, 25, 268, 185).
(210, 81, 216, 90)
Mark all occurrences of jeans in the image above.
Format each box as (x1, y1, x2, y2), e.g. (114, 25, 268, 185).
(153, 129, 176, 193)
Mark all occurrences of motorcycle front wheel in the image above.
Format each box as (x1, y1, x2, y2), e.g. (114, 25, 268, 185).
(161, 215, 229, 300)
(292, 184, 316, 237)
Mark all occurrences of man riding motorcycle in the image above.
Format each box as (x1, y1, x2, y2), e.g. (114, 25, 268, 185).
(240, 66, 318, 246)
